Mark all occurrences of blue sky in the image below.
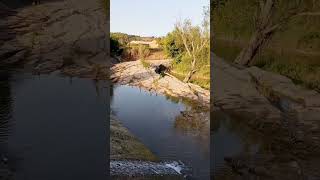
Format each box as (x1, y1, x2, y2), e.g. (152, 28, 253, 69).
(110, 0, 209, 37)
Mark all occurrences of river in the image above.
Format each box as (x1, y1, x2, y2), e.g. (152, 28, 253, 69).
(110, 85, 210, 179)
(0, 70, 268, 179)
(0, 70, 108, 180)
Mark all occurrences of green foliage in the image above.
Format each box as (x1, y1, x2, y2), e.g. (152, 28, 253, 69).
(258, 58, 320, 91)
(140, 59, 151, 69)
(212, 0, 320, 48)
(111, 32, 130, 47)
(171, 54, 192, 74)
(160, 6, 210, 86)
(110, 36, 123, 56)
(111, 32, 150, 45)
(297, 31, 320, 50)
(138, 44, 150, 60)
(110, 32, 155, 59)
(214, 39, 320, 91)
(213, 0, 320, 91)
(212, 0, 257, 39)
(160, 31, 184, 59)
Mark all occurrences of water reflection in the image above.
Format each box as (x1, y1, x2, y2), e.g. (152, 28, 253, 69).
(0, 71, 15, 179)
(0, 71, 12, 147)
(0, 72, 108, 180)
(212, 111, 267, 178)
(110, 85, 210, 179)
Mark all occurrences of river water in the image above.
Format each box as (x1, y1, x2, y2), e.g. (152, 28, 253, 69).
(0, 71, 108, 180)
(211, 111, 264, 178)
(111, 85, 210, 179)
(0, 70, 266, 179)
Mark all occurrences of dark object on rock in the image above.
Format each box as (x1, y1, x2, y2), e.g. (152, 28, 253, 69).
(155, 64, 167, 74)
(32, 0, 41, 5)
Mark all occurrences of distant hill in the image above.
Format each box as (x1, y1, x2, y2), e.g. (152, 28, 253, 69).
(111, 32, 156, 44)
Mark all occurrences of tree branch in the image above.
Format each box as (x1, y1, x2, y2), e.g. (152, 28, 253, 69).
(296, 12, 320, 16)
(178, 29, 192, 57)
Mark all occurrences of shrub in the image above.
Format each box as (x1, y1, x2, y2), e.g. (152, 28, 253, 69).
(140, 59, 150, 69)
(138, 44, 150, 60)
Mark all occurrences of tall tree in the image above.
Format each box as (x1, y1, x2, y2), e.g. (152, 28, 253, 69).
(234, 0, 320, 66)
(175, 6, 210, 82)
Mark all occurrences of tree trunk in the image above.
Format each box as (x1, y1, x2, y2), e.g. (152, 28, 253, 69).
(183, 71, 194, 83)
(234, 0, 276, 66)
(234, 29, 273, 66)
(183, 58, 196, 83)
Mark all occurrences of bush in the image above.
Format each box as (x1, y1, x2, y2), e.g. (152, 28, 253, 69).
(110, 37, 123, 56)
(139, 45, 150, 60)
(160, 31, 184, 58)
(140, 59, 151, 69)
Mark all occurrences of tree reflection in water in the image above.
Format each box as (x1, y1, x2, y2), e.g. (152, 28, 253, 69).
(0, 70, 15, 179)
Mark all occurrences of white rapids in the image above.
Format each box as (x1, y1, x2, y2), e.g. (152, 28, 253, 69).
(110, 160, 189, 177)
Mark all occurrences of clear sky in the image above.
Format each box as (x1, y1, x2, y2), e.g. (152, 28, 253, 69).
(110, 0, 209, 37)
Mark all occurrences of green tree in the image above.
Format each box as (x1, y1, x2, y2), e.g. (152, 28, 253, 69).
(175, 6, 210, 82)
(161, 31, 184, 59)
(110, 37, 122, 56)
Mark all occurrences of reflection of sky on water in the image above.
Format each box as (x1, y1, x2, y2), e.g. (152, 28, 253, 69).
(111, 85, 209, 179)
(212, 111, 261, 177)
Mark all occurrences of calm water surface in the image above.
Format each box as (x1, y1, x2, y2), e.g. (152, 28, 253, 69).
(111, 85, 210, 179)
(0, 71, 266, 179)
(110, 85, 265, 179)
(212, 111, 263, 178)
(0, 71, 108, 180)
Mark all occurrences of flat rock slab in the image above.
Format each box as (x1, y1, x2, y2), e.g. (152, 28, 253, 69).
(212, 53, 320, 179)
(248, 66, 320, 120)
(0, 0, 108, 75)
(213, 52, 320, 128)
(212, 53, 282, 124)
(110, 60, 210, 107)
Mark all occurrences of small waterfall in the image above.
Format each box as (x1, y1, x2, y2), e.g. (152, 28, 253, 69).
(110, 160, 191, 178)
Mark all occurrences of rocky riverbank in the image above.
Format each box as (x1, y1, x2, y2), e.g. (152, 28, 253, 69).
(0, 0, 109, 78)
(110, 60, 210, 108)
(110, 115, 157, 162)
(213, 52, 320, 149)
(212, 52, 320, 179)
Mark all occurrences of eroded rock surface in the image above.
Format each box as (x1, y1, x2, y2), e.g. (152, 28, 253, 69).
(110, 60, 210, 107)
(0, 0, 109, 78)
(212, 53, 320, 179)
(213, 52, 320, 144)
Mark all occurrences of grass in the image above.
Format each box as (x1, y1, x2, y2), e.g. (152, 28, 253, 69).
(212, 1, 320, 92)
(214, 39, 320, 92)
(170, 58, 210, 90)
(260, 60, 320, 92)
(171, 71, 210, 90)
(140, 59, 151, 69)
